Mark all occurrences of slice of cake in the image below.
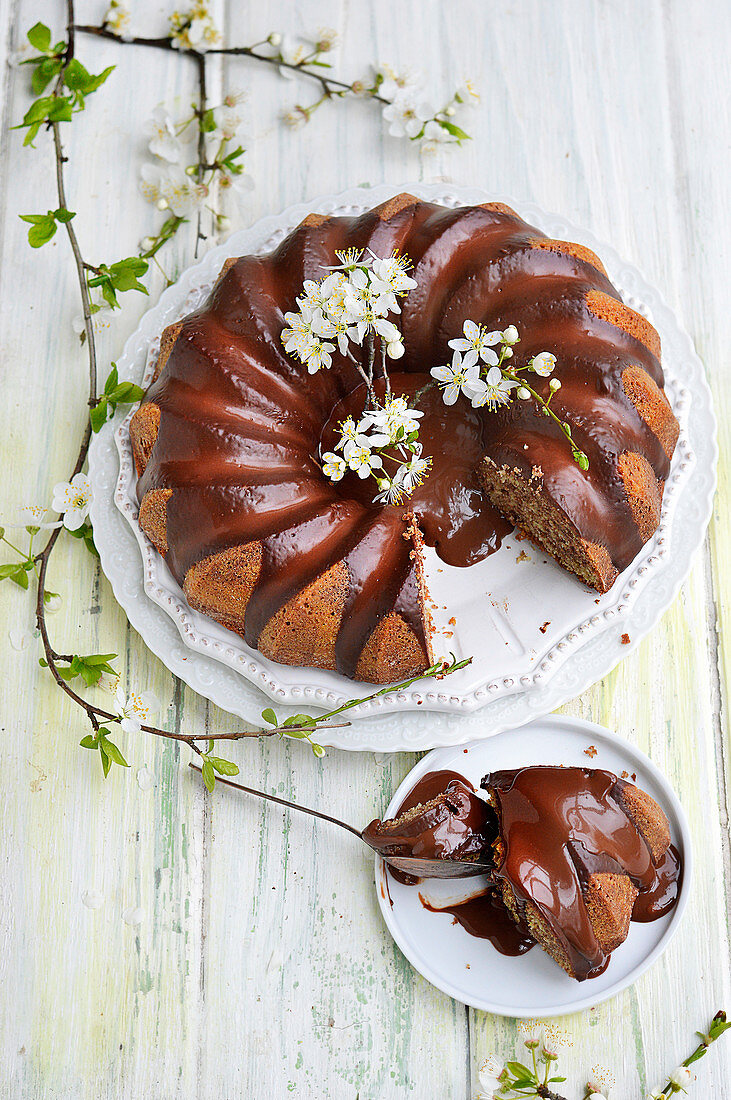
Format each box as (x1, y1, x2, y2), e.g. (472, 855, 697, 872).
(362, 772, 496, 872)
(480, 765, 678, 980)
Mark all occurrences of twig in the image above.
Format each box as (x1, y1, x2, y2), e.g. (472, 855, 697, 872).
(73, 24, 388, 103)
(188, 763, 363, 837)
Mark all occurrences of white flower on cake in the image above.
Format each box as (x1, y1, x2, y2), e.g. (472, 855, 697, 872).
(345, 443, 383, 479)
(144, 107, 182, 163)
(51, 473, 92, 531)
(434, 320, 589, 469)
(448, 318, 502, 367)
(321, 452, 346, 482)
(430, 349, 481, 405)
(531, 350, 557, 376)
(113, 687, 160, 734)
(469, 365, 517, 411)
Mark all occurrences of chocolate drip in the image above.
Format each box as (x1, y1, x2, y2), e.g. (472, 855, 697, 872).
(419, 888, 534, 956)
(482, 766, 681, 980)
(138, 198, 674, 675)
(335, 511, 419, 678)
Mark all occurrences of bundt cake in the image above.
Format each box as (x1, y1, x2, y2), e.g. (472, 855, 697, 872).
(129, 193, 679, 682)
(481, 766, 681, 980)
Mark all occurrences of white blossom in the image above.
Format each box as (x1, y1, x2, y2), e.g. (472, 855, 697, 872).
(470, 365, 517, 411)
(517, 1020, 544, 1049)
(400, 455, 430, 492)
(145, 107, 182, 163)
(669, 1066, 692, 1089)
(104, 0, 132, 40)
(502, 324, 520, 345)
(382, 88, 434, 139)
(9, 628, 34, 651)
(114, 687, 160, 734)
(431, 350, 482, 405)
(448, 319, 502, 367)
(170, 4, 221, 52)
(368, 251, 418, 294)
(454, 78, 480, 107)
(476, 1055, 504, 1098)
(531, 351, 557, 377)
(303, 339, 335, 374)
(51, 473, 92, 532)
(346, 443, 383, 479)
(72, 304, 114, 338)
(6, 506, 61, 530)
(321, 452, 346, 482)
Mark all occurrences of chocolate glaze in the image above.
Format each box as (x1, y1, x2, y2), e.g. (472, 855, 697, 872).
(362, 769, 495, 870)
(419, 888, 534, 956)
(138, 199, 672, 673)
(481, 766, 681, 980)
(632, 843, 682, 921)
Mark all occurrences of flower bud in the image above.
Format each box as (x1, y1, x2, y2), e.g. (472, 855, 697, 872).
(268, 32, 282, 46)
(502, 324, 519, 344)
(185, 164, 197, 176)
(387, 340, 405, 359)
(517, 386, 531, 400)
(549, 378, 561, 391)
(502, 346, 513, 358)
(445, 105, 456, 116)
(156, 198, 169, 211)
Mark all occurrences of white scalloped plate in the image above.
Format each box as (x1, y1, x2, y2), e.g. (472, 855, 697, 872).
(375, 717, 692, 1016)
(88, 183, 717, 749)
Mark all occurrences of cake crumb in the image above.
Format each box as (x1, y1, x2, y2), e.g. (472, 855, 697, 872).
(621, 632, 631, 645)
(621, 770, 630, 779)
(448, 616, 456, 626)
(584, 745, 598, 759)
(515, 529, 528, 541)
(631, 772, 636, 781)
(465, 963, 471, 969)
(442, 630, 453, 639)
(539, 621, 551, 634)
(516, 550, 530, 563)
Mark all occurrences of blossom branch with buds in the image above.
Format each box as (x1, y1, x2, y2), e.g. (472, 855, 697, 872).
(4, 1, 472, 789)
(431, 320, 589, 470)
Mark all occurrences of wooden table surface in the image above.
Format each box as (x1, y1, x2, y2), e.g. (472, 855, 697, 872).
(1, 1, 729, 1096)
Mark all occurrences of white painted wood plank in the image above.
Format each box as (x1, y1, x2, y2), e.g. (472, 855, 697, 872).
(0, 0, 729, 1096)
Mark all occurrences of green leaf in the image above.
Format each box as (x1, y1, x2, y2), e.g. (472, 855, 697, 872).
(261, 708, 277, 726)
(108, 381, 144, 404)
(9, 567, 30, 589)
(208, 756, 239, 776)
(47, 97, 73, 123)
(32, 57, 61, 95)
(83, 65, 114, 94)
(90, 396, 109, 433)
(79, 734, 97, 749)
(283, 713, 315, 729)
(53, 207, 75, 223)
(82, 653, 117, 666)
(201, 759, 215, 792)
(100, 736, 129, 767)
(437, 119, 471, 141)
(100, 744, 113, 778)
(103, 364, 119, 395)
(27, 22, 52, 52)
(199, 107, 217, 132)
(505, 1062, 534, 1079)
(20, 212, 57, 248)
(100, 280, 119, 310)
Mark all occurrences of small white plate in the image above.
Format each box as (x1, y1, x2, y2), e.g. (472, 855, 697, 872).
(374, 716, 691, 1017)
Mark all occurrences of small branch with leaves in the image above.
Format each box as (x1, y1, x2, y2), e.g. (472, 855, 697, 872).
(476, 1012, 731, 1099)
(4, 1, 473, 789)
(430, 320, 589, 470)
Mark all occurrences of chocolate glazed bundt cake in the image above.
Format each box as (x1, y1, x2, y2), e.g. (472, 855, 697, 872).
(129, 194, 679, 683)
